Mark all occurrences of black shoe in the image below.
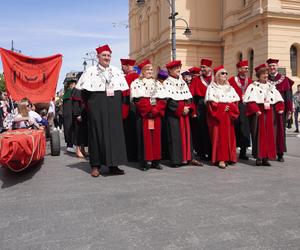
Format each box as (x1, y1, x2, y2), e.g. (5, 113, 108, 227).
(239, 154, 249, 160)
(256, 159, 262, 166)
(294, 129, 299, 133)
(170, 164, 180, 168)
(140, 161, 149, 171)
(277, 156, 284, 162)
(151, 161, 163, 170)
(262, 159, 271, 166)
(109, 166, 125, 175)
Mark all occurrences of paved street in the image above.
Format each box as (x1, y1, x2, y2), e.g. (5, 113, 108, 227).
(0, 131, 300, 250)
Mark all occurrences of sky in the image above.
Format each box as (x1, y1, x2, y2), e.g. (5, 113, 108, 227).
(0, 0, 129, 90)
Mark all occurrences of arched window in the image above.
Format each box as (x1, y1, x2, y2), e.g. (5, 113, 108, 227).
(237, 52, 243, 62)
(248, 49, 254, 78)
(290, 45, 298, 76)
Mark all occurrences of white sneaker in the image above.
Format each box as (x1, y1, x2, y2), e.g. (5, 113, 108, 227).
(66, 147, 76, 153)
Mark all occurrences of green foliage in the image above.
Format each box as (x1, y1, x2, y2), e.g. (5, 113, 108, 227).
(0, 73, 6, 92)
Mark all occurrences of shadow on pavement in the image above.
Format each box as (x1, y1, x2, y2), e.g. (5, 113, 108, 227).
(0, 160, 43, 189)
(65, 161, 90, 174)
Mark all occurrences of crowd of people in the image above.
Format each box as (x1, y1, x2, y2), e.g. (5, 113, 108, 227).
(0, 91, 64, 134)
(1, 43, 299, 178)
(60, 44, 298, 177)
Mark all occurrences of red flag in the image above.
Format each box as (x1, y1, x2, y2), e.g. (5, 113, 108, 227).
(0, 48, 62, 103)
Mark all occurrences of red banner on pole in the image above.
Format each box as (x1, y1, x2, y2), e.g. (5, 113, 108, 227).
(0, 48, 62, 103)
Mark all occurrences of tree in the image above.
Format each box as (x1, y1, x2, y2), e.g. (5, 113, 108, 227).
(0, 73, 6, 92)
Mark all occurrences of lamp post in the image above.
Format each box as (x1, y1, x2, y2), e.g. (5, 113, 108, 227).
(11, 40, 22, 53)
(136, 0, 191, 60)
(82, 51, 97, 69)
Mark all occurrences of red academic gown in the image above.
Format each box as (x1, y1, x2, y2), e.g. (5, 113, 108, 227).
(135, 98, 166, 161)
(207, 101, 240, 164)
(268, 73, 294, 155)
(246, 102, 284, 159)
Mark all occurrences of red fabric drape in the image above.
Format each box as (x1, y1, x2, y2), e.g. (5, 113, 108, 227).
(0, 48, 62, 103)
(0, 129, 46, 172)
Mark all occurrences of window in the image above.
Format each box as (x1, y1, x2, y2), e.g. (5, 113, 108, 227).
(248, 49, 254, 78)
(237, 52, 243, 62)
(290, 45, 298, 76)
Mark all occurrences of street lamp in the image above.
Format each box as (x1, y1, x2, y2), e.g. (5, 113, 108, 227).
(82, 51, 97, 68)
(136, 0, 191, 60)
(11, 40, 21, 53)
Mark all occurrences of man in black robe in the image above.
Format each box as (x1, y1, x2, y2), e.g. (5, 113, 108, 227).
(120, 58, 139, 162)
(228, 60, 252, 160)
(63, 80, 76, 153)
(71, 87, 88, 158)
(77, 44, 129, 177)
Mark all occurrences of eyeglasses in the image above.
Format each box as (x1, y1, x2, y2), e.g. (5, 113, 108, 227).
(200, 66, 206, 69)
(220, 72, 228, 75)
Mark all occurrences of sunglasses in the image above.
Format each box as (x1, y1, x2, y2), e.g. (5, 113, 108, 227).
(220, 72, 228, 75)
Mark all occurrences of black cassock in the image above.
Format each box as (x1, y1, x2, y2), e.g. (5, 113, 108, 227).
(63, 90, 74, 148)
(165, 99, 193, 165)
(72, 88, 88, 147)
(235, 103, 251, 148)
(193, 96, 211, 159)
(83, 90, 127, 167)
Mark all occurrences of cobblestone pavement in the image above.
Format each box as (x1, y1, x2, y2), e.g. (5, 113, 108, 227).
(0, 130, 300, 250)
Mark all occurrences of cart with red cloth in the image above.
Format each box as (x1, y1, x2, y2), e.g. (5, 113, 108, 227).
(0, 129, 46, 172)
(0, 48, 62, 171)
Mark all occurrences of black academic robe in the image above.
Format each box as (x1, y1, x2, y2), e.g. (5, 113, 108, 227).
(123, 72, 139, 162)
(165, 99, 194, 165)
(63, 90, 74, 148)
(228, 76, 252, 149)
(189, 76, 212, 159)
(83, 90, 127, 167)
(72, 88, 88, 147)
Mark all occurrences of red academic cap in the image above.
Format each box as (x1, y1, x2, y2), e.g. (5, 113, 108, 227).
(138, 59, 151, 70)
(266, 58, 279, 65)
(236, 60, 248, 68)
(96, 44, 112, 54)
(188, 67, 201, 74)
(255, 63, 268, 72)
(213, 65, 225, 75)
(166, 60, 182, 69)
(120, 59, 136, 66)
(200, 59, 213, 67)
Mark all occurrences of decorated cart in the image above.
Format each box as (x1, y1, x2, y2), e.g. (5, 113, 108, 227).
(0, 48, 62, 171)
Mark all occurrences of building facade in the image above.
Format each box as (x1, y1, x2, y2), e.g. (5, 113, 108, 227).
(129, 0, 300, 86)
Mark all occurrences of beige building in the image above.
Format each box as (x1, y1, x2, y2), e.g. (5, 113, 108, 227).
(129, 0, 300, 87)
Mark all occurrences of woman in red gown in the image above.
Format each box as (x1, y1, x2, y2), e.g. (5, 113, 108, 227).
(205, 65, 240, 169)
